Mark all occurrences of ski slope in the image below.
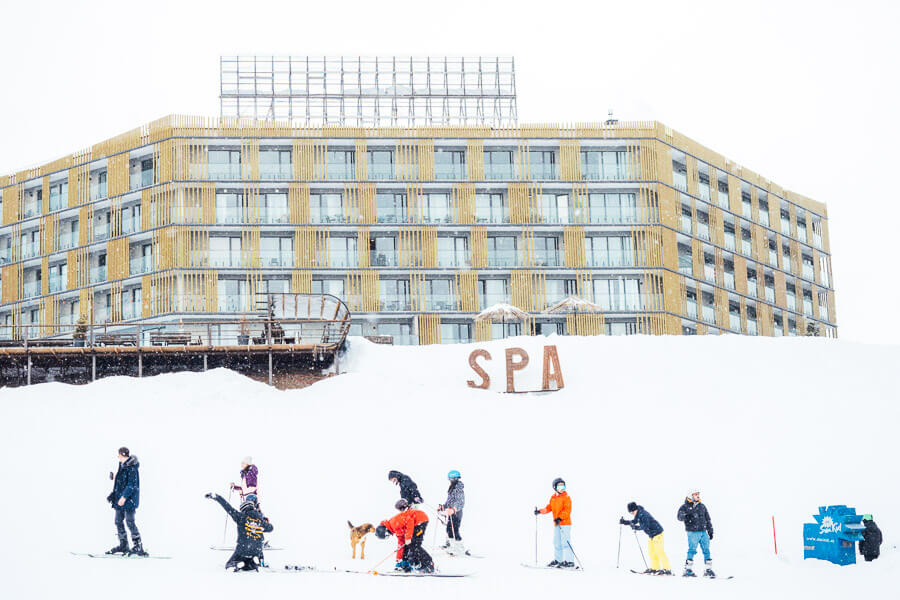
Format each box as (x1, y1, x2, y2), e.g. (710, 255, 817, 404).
(1, 334, 896, 599)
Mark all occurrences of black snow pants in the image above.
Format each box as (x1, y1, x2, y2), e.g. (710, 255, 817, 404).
(226, 551, 260, 571)
(402, 522, 434, 570)
(445, 510, 463, 541)
(114, 508, 141, 545)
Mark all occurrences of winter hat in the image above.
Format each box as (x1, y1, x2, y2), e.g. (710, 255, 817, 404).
(388, 470, 402, 481)
(240, 499, 256, 512)
(245, 494, 259, 507)
(627, 502, 638, 513)
(552, 477, 566, 491)
(688, 489, 700, 499)
(448, 470, 461, 480)
(242, 456, 253, 465)
(395, 498, 409, 511)
(375, 525, 390, 539)
(118, 446, 130, 457)
(863, 514, 873, 521)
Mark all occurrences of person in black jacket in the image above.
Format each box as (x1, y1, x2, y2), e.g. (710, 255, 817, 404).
(677, 490, 714, 577)
(106, 447, 145, 556)
(859, 514, 882, 561)
(620, 501, 671, 575)
(388, 470, 423, 505)
(206, 492, 274, 571)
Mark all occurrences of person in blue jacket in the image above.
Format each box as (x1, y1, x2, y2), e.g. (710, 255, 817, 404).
(106, 446, 146, 556)
(620, 501, 671, 575)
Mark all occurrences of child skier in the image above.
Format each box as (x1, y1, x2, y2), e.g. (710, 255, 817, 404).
(676, 490, 714, 577)
(376, 499, 434, 573)
(105, 447, 146, 557)
(205, 492, 273, 571)
(621, 501, 672, 575)
(437, 469, 466, 555)
(231, 457, 258, 502)
(534, 477, 575, 568)
(388, 470, 423, 505)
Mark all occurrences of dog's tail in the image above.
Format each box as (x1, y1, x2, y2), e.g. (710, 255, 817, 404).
(347, 520, 354, 529)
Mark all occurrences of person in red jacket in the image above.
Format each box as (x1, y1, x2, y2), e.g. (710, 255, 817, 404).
(376, 499, 435, 573)
(534, 477, 574, 568)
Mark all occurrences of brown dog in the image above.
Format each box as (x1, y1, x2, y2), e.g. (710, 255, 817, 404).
(348, 521, 376, 559)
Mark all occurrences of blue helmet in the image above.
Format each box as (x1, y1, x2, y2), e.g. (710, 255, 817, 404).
(448, 470, 461, 480)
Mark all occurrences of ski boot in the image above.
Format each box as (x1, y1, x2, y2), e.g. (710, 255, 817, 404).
(703, 560, 715, 578)
(106, 541, 129, 555)
(558, 561, 576, 569)
(547, 560, 560, 567)
(641, 569, 658, 575)
(657, 569, 673, 576)
(394, 560, 411, 572)
(683, 559, 696, 577)
(129, 540, 148, 557)
(420, 564, 435, 574)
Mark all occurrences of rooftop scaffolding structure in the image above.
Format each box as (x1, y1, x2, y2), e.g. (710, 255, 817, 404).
(219, 56, 518, 127)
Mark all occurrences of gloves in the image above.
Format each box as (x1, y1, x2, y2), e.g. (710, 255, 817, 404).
(534, 508, 541, 515)
(708, 532, 714, 540)
(109, 471, 114, 481)
(204, 493, 216, 499)
(106, 492, 115, 504)
(619, 517, 628, 525)
(230, 483, 238, 491)
(554, 518, 562, 525)
(414, 497, 423, 504)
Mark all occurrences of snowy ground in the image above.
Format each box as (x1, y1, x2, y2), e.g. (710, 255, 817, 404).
(1, 334, 897, 599)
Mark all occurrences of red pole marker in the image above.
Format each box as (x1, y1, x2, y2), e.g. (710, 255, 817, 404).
(772, 515, 778, 555)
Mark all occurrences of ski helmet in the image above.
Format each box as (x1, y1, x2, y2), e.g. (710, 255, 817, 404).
(239, 499, 256, 512)
(375, 524, 390, 539)
(245, 493, 259, 507)
(395, 498, 409, 511)
(552, 477, 566, 491)
(448, 470, 461, 480)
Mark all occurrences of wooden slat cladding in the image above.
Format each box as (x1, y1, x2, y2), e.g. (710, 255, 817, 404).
(291, 270, 312, 294)
(343, 183, 376, 223)
(107, 237, 129, 280)
(141, 183, 175, 230)
(354, 139, 367, 180)
(0, 264, 22, 303)
(396, 139, 435, 181)
(417, 314, 441, 345)
(455, 270, 479, 312)
(470, 226, 488, 268)
(508, 182, 542, 224)
(107, 153, 130, 196)
(563, 226, 586, 268)
(345, 270, 379, 312)
(510, 270, 546, 312)
(559, 140, 581, 181)
(566, 313, 604, 335)
(451, 183, 475, 224)
(240, 139, 260, 180)
(295, 227, 329, 267)
(293, 140, 327, 179)
(466, 139, 484, 181)
(289, 183, 311, 223)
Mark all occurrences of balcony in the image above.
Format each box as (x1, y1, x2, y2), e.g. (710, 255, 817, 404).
(208, 164, 242, 180)
(701, 305, 715, 323)
(59, 233, 76, 250)
(587, 250, 632, 268)
(747, 320, 758, 335)
(765, 287, 775, 303)
(122, 218, 140, 234)
(434, 164, 465, 180)
(123, 302, 141, 320)
(370, 251, 398, 267)
(427, 294, 457, 312)
(329, 253, 359, 268)
(480, 294, 510, 310)
(49, 192, 64, 212)
(686, 300, 698, 319)
(485, 164, 514, 180)
(724, 272, 735, 290)
(368, 164, 395, 180)
(21, 242, 40, 259)
(729, 314, 742, 331)
(90, 265, 107, 284)
(259, 164, 292, 180)
(327, 164, 354, 180)
(437, 251, 470, 268)
(802, 265, 815, 280)
(49, 276, 64, 293)
(533, 252, 561, 267)
(209, 251, 242, 268)
(260, 209, 290, 224)
(260, 251, 294, 268)
(380, 296, 411, 311)
(23, 280, 41, 298)
(487, 250, 518, 268)
(218, 295, 250, 312)
(23, 203, 41, 219)
(130, 256, 153, 274)
(95, 223, 110, 241)
(528, 164, 557, 180)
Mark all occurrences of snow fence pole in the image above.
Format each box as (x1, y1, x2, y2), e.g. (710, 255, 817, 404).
(534, 508, 539, 566)
(633, 529, 648, 570)
(616, 523, 622, 569)
(772, 515, 778, 555)
(567, 541, 584, 571)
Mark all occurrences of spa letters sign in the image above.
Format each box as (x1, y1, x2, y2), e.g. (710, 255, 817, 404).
(466, 345, 565, 393)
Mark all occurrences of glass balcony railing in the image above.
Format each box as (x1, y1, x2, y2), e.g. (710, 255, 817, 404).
(741, 240, 752, 256)
(698, 183, 710, 201)
(703, 265, 715, 281)
(370, 251, 398, 267)
(487, 250, 518, 268)
(802, 265, 815, 280)
(260, 251, 294, 268)
(90, 182, 107, 201)
(427, 294, 457, 311)
(729, 314, 742, 331)
(123, 303, 141, 320)
(437, 251, 471, 268)
(485, 165, 514, 180)
(208, 164, 242, 180)
(697, 223, 710, 240)
(130, 256, 153, 274)
(49, 192, 64, 211)
(804, 300, 814, 316)
(209, 251, 243, 268)
(59, 233, 76, 250)
(260, 209, 290, 224)
(533, 252, 561, 267)
(23, 281, 40, 298)
(701, 306, 715, 323)
(681, 215, 692, 233)
(586, 250, 632, 268)
(768, 250, 777, 265)
(218, 295, 250, 312)
(724, 235, 736, 251)
(0, 250, 9, 265)
(90, 265, 106, 283)
(686, 300, 698, 319)
(23, 203, 40, 218)
(49, 276, 63, 293)
(95, 223, 110, 241)
(122, 218, 140, 234)
(329, 253, 359, 268)
(216, 210, 243, 224)
(434, 164, 465, 180)
(765, 287, 775, 302)
(480, 294, 510, 310)
(747, 320, 758, 335)
(724, 273, 735, 290)
(368, 165, 395, 180)
(95, 308, 110, 323)
(787, 296, 797, 311)
(380, 296, 411, 311)
(21, 242, 40, 259)
(259, 164, 292, 180)
(528, 164, 557, 180)
(311, 211, 349, 224)
(327, 164, 354, 180)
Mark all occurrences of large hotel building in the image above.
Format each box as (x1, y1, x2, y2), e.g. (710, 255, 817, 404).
(0, 58, 836, 345)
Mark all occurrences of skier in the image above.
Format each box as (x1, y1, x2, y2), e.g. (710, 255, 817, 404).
(231, 457, 258, 502)
(859, 514, 883, 561)
(388, 470, 423, 505)
(534, 477, 575, 568)
(437, 469, 466, 555)
(376, 498, 434, 573)
(106, 446, 146, 556)
(620, 501, 671, 575)
(676, 490, 715, 577)
(205, 492, 273, 571)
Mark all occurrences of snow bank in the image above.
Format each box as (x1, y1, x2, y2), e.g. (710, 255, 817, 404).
(1, 334, 897, 599)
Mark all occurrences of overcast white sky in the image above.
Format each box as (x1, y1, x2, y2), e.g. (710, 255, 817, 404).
(1, 0, 897, 343)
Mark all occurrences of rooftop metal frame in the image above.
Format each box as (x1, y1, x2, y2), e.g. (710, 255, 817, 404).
(219, 56, 518, 127)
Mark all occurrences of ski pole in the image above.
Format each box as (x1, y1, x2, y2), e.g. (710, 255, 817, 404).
(566, 541, 584, 571)
(633, 529, 648, 569)
(367, 548, 399, 574)
(222, 487, 233, 545)
(616, 523, 622, 569)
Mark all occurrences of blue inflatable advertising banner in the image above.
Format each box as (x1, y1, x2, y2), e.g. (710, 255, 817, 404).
(803, 505, 866, 566)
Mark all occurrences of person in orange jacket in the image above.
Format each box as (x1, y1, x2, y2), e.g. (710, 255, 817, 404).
(534, 477, 575, 568)
(376, 499, 435, 573)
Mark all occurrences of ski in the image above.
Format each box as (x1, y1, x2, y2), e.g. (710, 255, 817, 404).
(631, 569, 732, 579)
(521, 563, 581, 571)
(70, 552, 171, 560)
(629, 569, 673, 576)
(210, 545, 283, 551)
(437, 548, 485, 559)
(275, 565, 471, 577)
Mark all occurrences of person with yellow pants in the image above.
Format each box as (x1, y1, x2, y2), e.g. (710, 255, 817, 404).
(620, 501, 672, 575)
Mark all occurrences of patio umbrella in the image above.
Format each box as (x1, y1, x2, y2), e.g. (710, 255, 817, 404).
(475, 303, 529, 338)
(543, 295, 603, 314)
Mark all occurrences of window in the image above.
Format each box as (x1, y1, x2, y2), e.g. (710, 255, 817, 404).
(310, 192, 344, 223)
(592, 278, 642, 311)
(434, 149, 465, 179)
(742, 190, 752, 219)
(259, 149, 292, 179)
(724, 222, 736, 251)
(380, 279, 410, 311)
(261, 237, 293, 267)
(210, 236, 242, 267)
(538, 193, 570, 224)
(757, 194, 770, 227)
(724, 260, 735, 290)
(672, 159, 688, 192)
(327, 150, 355, 179)
(678, 244, 693, 275)
(378, 322, 413, 345)
(209, 150, 241, 179)
(487, 236, 517, 267)
(697, 167, 710, 201)
(747, 266, 758, 297)
(441, 323, 471, 343)
(811, 218, 823, 248)
(426, 279, 454, 311)
(681, 203, 693, 232)
(484, 150, 514, 180)
(581, 150, 627, 179)
(588, 193, 637, 223)
(529, 151, 557, 179)
(49, 181, 68, 211)
(260, 192, 289, 223)
(367, 149, 394, 180)
(697, 211, 710, 240)
(780, 207, 791, 235)
(312, 279, 346, 299)
(94, 211, 110, 241)
(586, 236, 633, 267)
(533, 237, 560, 267)
(122, 204, 141, 234)
(377, 193, 408, 223)
(716, 180, 729, 209)
(218, 278, 248, 312)
(475, 193, 508, 223)
(479, 278, 509, 308)
(370, 236, 397, 267)
(438, 236, 469, 268)
(328, 237, 358, 268)
(124, 287, 141, 320)
(216, 192, 243, 223)
(685, 288, 698, 319)
(422, 193, 451, 223)
(796, 214, 808, 244)
(546, 279, 577, 304)
(90, 170, 108, 201)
